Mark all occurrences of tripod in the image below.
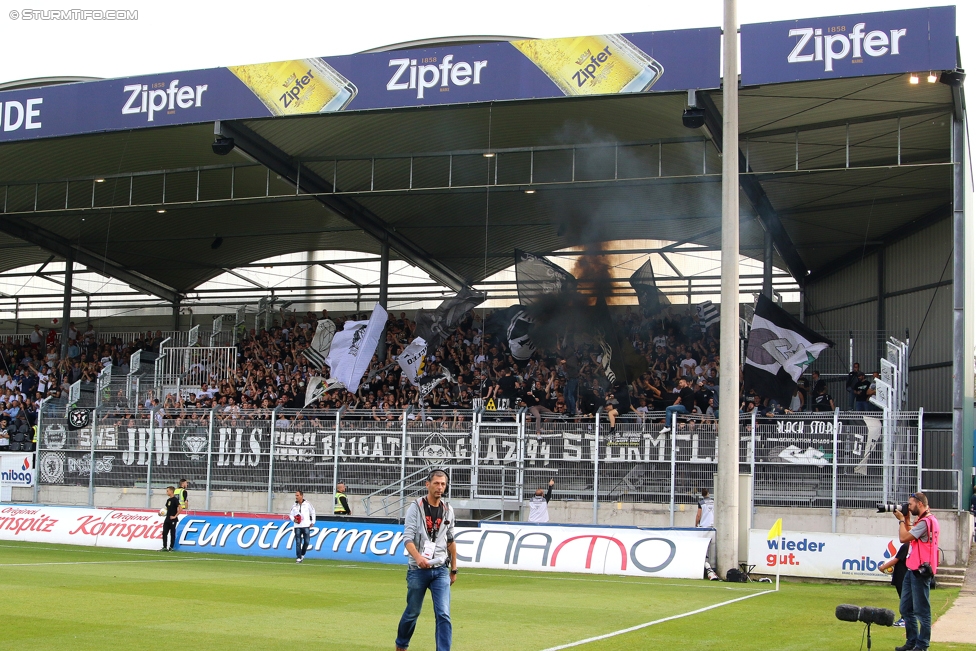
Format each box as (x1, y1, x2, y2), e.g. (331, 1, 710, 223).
(865, 622, 873, 650)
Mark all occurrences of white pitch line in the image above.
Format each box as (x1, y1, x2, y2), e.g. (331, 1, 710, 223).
(538, 589, 777, 651)
(0, 558, 206, 567)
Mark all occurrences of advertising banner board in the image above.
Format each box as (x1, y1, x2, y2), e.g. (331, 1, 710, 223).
(0, 504, 165, 549)
(747, 528, 899, 582)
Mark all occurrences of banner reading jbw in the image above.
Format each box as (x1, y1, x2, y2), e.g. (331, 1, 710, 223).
(0, 28, 719, 143)
(741, 6, 956, 85)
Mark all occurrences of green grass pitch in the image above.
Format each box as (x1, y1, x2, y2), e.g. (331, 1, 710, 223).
(1, 541, 972, 651)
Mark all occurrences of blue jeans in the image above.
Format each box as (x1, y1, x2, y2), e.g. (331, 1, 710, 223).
(294, 527, 310, 559)
(396, 566, 451, 651)
(565, 378, 579, 415)
(664, 404, 689, 425)
(901, 570, 931, 649)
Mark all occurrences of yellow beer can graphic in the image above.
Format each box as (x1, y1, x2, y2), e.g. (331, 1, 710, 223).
(228, 58, 357, 116)
(512, 34, 664, 96)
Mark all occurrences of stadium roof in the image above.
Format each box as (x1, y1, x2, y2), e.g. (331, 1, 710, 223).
(0, 7, 961, 304)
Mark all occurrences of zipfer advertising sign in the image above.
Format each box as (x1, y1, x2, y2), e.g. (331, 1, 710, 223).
(175, 517, 710, 579)
(0, 7, 957, 143)
(741, 6, 956, 85)
(747, 528, 899, 582)
(0, 505, 165, 549)
(0, 28, 720, 142)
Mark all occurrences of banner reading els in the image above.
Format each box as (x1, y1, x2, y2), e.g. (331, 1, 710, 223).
(0, 505, 164, 550)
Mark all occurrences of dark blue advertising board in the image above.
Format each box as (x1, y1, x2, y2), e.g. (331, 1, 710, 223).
(741, 6, 957, 85)
(0, 28, 719, 143)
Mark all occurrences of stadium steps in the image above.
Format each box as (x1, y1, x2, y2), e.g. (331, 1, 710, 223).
(937, 566, 966, 588)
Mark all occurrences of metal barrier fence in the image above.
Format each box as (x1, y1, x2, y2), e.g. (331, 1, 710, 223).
(153, 346, 237, 402)
(32, 404, 930, 522)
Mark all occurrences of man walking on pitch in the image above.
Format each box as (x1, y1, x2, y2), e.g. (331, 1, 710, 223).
(528, 478, 555, 523)
(160, 486, 179, 551)
(288, 490, 315, 564)
(396, 469, 457, 651)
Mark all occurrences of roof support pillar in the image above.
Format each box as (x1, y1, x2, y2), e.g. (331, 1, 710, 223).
(716, 0, 741, 579)
(59, 257, 73, 360)
(172, 298, 181, 333)
(951, 104, 973, 511)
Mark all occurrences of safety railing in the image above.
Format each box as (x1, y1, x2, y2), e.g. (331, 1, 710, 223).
(31, 403, 929, 521)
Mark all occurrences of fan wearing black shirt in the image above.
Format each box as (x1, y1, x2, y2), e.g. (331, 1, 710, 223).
(160, 486, 180, 551)
(661, 379, 695, 433)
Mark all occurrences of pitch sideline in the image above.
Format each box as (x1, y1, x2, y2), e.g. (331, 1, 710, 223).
(538, 588, 777, 650)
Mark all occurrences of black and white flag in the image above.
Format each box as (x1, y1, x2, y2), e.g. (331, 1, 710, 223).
(302, 319, 336, 369)
(486, 305, 538, 360)
(325, 305, 387, 394)
(414, 287, 486, 349)
(743, 295, 833, 403)
(418, 373, 448, 400)
(396, 337, 428, 386)
(304, 376, 345, 407)
(696, 301, 720, 333)
(515, 249, 577, 306)
(629, 259, 669, 315)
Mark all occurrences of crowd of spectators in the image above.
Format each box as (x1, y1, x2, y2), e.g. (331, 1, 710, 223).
(0, 305, 879, 441)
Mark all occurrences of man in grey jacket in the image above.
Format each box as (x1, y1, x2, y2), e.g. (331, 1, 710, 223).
(396, 469, 457, 651)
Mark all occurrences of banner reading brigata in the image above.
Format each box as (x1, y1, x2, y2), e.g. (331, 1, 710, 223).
(747, 528, 898, 582)
(741, 6, 956, 85)
(0, 505, 165, 549)
(0, 28, 719, 142)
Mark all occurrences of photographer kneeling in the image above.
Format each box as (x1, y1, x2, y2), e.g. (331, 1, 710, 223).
(894, 492, 940, 651)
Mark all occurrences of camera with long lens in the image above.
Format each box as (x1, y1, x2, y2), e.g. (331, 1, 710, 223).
(876, 502, 909, 517)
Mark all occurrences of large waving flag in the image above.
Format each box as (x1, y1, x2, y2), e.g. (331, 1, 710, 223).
(515, 250, 577, 306)
(629, 259, 669, 315)
(414, 287, 486, 349)
(744, 295, 833, 403)
(302, 319, 335, 369)
(325, 305, 387, 394)
(396, 337, 428, 386)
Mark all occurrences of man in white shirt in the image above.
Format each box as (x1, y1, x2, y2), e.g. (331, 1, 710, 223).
(528, 479, 555, 523)
(697, 489, 720, 580)
(287, 490, 316, 563)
